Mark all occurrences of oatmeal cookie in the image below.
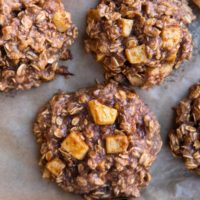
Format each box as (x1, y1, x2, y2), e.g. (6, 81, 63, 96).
(33, 81, 162, 199)
(169, 82, 200, 175)
(0, 0, 78, 91)
(85, 0, 195, 88)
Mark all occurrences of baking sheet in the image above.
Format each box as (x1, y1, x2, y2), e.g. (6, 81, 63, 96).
(0, 1, 199, 200)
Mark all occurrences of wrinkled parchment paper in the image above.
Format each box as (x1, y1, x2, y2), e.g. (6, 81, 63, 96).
(0, 1, 199, 200)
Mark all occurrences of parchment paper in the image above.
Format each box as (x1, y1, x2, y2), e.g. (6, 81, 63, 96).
(0, 1, 199, 200)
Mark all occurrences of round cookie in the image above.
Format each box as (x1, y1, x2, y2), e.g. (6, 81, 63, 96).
(33, 82, 162, 199)
(169, 82, 200, 175)
(85, 0, 195, 88)
(0, 0, 77, 91)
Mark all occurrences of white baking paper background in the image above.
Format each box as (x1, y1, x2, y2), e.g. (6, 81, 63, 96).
(0, 1, 199, 200)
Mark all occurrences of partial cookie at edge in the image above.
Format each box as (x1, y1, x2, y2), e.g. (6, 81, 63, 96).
(0, 0, 78, 91)
(169, 82, 200, 175)
(85, 0, 195, 88)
